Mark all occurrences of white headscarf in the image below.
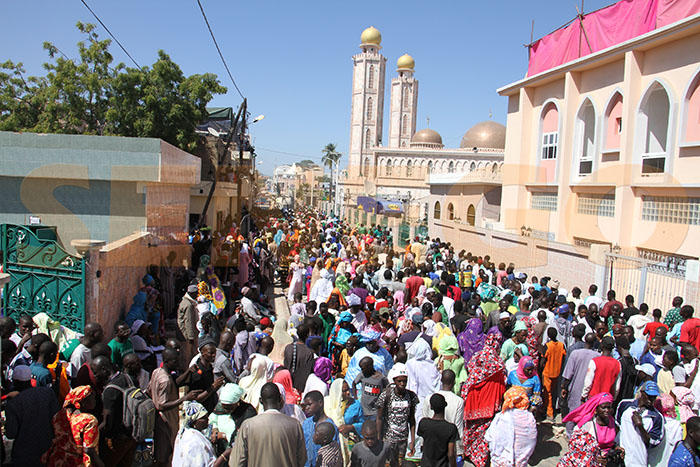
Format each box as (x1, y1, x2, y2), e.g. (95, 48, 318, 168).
(239, 357, 268, 412)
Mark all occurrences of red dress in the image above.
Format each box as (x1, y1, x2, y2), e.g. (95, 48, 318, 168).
(43, 408, 99, 466)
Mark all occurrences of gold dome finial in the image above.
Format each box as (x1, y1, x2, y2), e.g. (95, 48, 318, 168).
(361, 26, 382, 45)
(397, 54, 415, 70)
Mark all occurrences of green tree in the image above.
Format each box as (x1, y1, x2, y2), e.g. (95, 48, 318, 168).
(321, 143, 342, 207)
(0, 22, 226, 151)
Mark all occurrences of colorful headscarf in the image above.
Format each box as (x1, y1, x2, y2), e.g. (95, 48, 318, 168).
(335, 275, 351, 296)
(206, 267, 226, 310)
(464, 333, 504, 395)
(273, 369, 301, 405)
(314, 357, 333, 386)
(198, 281, 213, 301)
(521, 315, 541, 369)
(654, 393, 678, 419)
(359, 330, 382, 343)
(63, 385, 93, 409)
(438, 335, 459, 357)
(516, 356, 535, 381)
(458, 317, 485, 365)
(513, 320, 527, 333)
(326, 288, 348, 308)
(219, 383, 245, 404)
(671, 386, 696, 423)
(182, 401, 209, 428)
(338, 311, 353, 323)
(562, 392, 613, 427)
(502, 386, 530, 411)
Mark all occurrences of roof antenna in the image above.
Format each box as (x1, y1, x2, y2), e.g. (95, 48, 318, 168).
(426, 116, 430, 127)
(489, 109, 493, 119)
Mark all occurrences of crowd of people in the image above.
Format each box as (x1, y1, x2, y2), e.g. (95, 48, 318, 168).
(2, 206, 700, 467)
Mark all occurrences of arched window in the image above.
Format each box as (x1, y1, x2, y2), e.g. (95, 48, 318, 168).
(448, 161, 455, 173)
(368, 65, 374, 89)
(541, 102, 559, 160)
(402, 115, 408, 135)
(467, 205, 476, 226)
(386, 159, 392, 176)
(604, 92, 623, 150)
(469, 161, 476, 172)
(434, 201, 441, 219)
(403, 87, 410, 109)
(683, 72, 700, 143)
(427, 161, 433, 174)
(366, 98, 373, 120)
(363, 158, 370, 177)
(575, 98, 596, 176)
(638, 82, 671, 173)
(406, 160, 413, 177)
(365, 129, 372, 150)
(447, 203, 454, 220)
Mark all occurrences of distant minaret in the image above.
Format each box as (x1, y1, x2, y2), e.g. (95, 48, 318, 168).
(388, 54, 418, 149)
(348, 26, 387, 178)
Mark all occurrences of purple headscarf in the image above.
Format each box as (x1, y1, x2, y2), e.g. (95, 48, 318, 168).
(314, 357, 333, 387)
(458, 317, 485, 365)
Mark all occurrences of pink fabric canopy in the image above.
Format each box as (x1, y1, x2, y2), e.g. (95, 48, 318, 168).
(527, 0, 700, 77)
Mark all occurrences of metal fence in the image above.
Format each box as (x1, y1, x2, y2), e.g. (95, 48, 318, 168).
(603, 251, 686, 312)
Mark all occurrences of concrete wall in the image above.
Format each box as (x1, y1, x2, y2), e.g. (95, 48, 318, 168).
(85, 232, 191, 335)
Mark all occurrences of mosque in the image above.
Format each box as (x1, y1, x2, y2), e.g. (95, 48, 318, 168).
(339, 26, 506, 228)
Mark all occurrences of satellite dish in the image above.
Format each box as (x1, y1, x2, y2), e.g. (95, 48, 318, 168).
(207, 127, 221, 137)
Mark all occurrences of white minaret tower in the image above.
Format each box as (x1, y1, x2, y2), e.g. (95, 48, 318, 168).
(388, 54, 418, 148)
(348, 26, 387, 179)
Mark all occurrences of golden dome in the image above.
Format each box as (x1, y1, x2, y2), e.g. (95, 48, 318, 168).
(397, 54, 415, 70)
(361, 26, 382, 45)
(411, 128, 443, 147)
(460, 121, 506, 150)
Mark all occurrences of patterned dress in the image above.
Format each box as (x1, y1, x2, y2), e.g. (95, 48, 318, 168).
(43, 408, 99, 466)
(557, 430, 603, 467)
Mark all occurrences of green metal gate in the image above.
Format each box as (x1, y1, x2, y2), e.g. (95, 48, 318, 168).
(416, 224, 428, 240)
(381, 216, 388, 228)
(399, 222, 411, 247)
(1, 224, 86, 332)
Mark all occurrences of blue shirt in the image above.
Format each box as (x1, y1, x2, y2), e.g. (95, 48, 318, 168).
(629, 338, 646, 362)
(302, 416, 338, 467)
(669, 441, 700, 466)
(29, 362, 52, 388)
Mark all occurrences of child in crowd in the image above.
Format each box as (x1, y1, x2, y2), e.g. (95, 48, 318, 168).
(540, 327, 566, 419)
(290, 292, 306, 316)
(350, 420, 395, 467)
(352, 356, 389, 420)
(658, 349, 686, 394)
(314, 422, 343, 467)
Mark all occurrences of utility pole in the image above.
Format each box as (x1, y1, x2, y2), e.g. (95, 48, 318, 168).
(235, 99, 249, 224)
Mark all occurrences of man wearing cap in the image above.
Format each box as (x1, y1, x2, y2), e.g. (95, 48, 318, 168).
(616, 381, 664, 467)
(376, 363, 418, 466)
(178, 284, 199, 362)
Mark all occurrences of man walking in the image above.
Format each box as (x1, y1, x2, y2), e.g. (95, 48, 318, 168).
(177, 284, 199, 362)
(231, 382, 306, 467)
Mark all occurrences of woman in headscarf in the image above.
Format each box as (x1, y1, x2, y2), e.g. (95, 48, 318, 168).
(458, 316, 485, 366)
(42, 386, 101, 466)
(520, 313, 541, 369)
(485, 386, 537, 467)
(208, 383, 248, 451)
(309, 269, 334, 304)
(325, 379, 365, 465)
(328, 311, 357, 375)
(239, 357, 268, 412)
(671, 386, 697, 426)
(650, 393, 683, 467)
(274, 382, 305, 423)
(405, 336, 441, 463)
(562, 392, 622, 460)
(435, 335, 466, 394)
(557, 430, 604, 467)
(506, 356, 542, 410)
(238, 242, 252, 288)
(335, 273, 351, 296)
(172, 401, 223, 467)
(461, 333, 507, 467)
(308, 259, 324, 299)
(304, 356, 334, 397)
(287, 254, 305, 301)
(344, 331, 394, 386)
(125, 291, 148, 327)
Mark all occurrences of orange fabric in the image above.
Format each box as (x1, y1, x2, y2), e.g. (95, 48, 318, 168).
(542, 375, 557, 418)
(49, 355, 70, 404)
(542, 341, 566, 378)
(502, 386, 530, 411)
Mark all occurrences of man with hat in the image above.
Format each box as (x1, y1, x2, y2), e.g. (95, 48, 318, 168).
(376, 363, 418, 466)
(178, 284, 199, 362)
(616, 381, 664, 467)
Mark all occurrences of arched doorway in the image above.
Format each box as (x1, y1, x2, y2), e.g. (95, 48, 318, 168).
(467, 204, 476, 226)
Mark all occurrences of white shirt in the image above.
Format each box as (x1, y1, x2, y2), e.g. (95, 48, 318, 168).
(584, 295, 604, 308)
(302, 373, 328, 398)
(617, 402, 664, 467)
(628, 314, 652, 341)
(442, 296, 455, 320)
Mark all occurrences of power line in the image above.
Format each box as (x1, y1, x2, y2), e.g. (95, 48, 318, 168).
(195, 0, 245, 100)
(78, 0, 142, 70)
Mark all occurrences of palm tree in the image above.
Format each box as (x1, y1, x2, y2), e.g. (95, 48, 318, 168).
(321, 143, 342, 211)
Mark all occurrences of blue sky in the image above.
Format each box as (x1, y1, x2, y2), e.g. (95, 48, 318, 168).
(1, 0, 614, 175)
